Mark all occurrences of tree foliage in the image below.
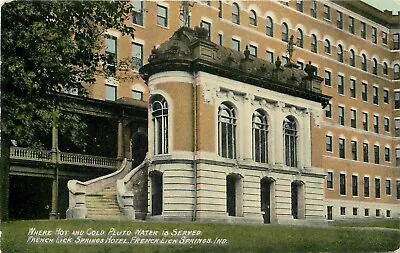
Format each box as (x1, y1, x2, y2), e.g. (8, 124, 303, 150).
(1, 0, 135, 149)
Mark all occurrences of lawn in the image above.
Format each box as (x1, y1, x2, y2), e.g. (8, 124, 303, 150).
(1, 219, 399, 253)
(332, 218, 400, 229)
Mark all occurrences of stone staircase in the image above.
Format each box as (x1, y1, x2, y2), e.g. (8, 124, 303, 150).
(85, 185, 124, 220)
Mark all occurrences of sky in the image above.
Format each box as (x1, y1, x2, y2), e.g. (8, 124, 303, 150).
(361, 0, 400, 13)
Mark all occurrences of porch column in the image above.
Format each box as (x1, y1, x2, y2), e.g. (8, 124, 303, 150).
(51, 113, 59, 163)
(49, 168, 59, 220)
(117, 119, 124, 159)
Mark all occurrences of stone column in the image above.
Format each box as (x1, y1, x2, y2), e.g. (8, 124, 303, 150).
(274, 102, 285, 165)
(117, 119, 124, 159)
(242, 95, 253, 160)
(49, 168, 59, 220)
(51, 123, 59, 163)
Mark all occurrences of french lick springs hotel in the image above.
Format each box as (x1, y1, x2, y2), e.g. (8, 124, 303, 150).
(8, 0, 400, 224)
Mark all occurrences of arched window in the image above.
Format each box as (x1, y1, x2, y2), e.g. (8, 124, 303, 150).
(249, 10, 257, 26)
(151, 94, 168, 155)
(337, 44, 344, 63)
(311, 34, 317, 53)
(395, 64, 400, 80)
(252, 110, 268, 163)
(297, 28, 303, 48)
(218, 103, 236, 158)
(324, 39, 331, 54)
(283, 116, 298, 167)
(266, 16, 273, 37)
(232, 3, 240, 24)
(362, 54, 367, 71)
(372, 58, 378, 75)
(282, 22, 289, 42)
(349, 49, 356, 67)
(383, 62, 388, 75)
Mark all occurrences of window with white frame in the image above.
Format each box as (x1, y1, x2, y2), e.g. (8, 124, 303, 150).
(132, 89, 144, 100)
(362, 54, 368, 71)
(266, 17, 273, 37)
(382, 32, 388, 45)
(326, 135, 333, 152)
(311, 34, 318, 53)
(363, 143, 369, 162)
(252, 110, 268, 163)
(349, 16, 355, 34)
(373, 115, 379, 133)
(151, 94, 168, 155)
(374, 145, 380, 164)
(352, 175, 358, 196)
(105, 35, 118, 73)
(364, 176, 370, 197)
(350, 79, 356, 98)
(282, 23, 289, 42)
(324, 39, 331, 54)
(323, 5, 330, 20)
(349, 49, 356, 67)
(105, 83, 117, 101)
(375, 178, 381, 198)
(325, 70, 332, 86)
(372, 27, 377, 44)
(132, 0, 144, 26)
(361, 22, 366, 39)
(297, 28, 303, 48)
(337, 44, 344, 63)
(266, 51, 274, 63)
(351, 109, 357, 128)
(249, 45, 257, 57)
(385, 147, 390, 162)
(384, 117, 390, 132)
(383, 89, 389, 103)
(340, 173, 346, 195)
(249, 10, 257, 26)
(362, 82, 368, 102)
(200, 20, 211, 41)
(327, 172, 333, 189)
(351, 140, 358, 160)
(338, 106, 345, 126)
(311, 0, 317, 18)
(373, 86, 379, 105)
(132, 42, 143, 71)
(372, 58, 378, 75)
(339, 138, 345, 158)
(283, 116, 298, 167)
(362, 112, 368, 131)
(218, 102, 236, 159)
(157, 5, 168, 27)
(232, 38, 240, 52)
(325, 103, 332, 118)
(338, 75, 344, 95)
(337, 11, 343, 29)
(232, 3, 240, 24)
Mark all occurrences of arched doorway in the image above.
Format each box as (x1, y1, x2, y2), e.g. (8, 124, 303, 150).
(291, 180, 305, 219)
(226, 174, 243, 217)
(150, 171, 163, 216)
(261, 177, 275, 224)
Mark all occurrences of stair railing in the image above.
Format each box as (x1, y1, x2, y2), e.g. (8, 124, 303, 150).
(66, 159, 131, 219)
(116, 158, 148, 220)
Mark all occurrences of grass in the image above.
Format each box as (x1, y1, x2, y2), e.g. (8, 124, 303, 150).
(332, 218, 400, 229)
(1, 219, 399, 253)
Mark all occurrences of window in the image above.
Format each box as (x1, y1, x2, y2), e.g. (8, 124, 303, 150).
(283, 117, 298, 167)
(133, 0, 144, 26)
(350, 79, 356, 98)
(326, 135, 333, 152)
(385, 147, 390, 162)
(373, 86, 379, 105)
(296, 61, 304, 70)
(338, 75, 344, 95)
(337, 11, 343, 29)
(340, 173, 346, 195)
(349, 49, 356, 67)
(361, 54, 367, 71)
(253, 110, 268, 163)
(351, 110, 357, 128)
(132, 42, 143, 71)
(297, 29, 303, 48)
(365, 208, 369, 216)
(396, 119, 400, 137)
(372, 27, 377, 43)
(339, 138, 345, 158)
(394, 64, 400, 80)
(375, 178, 381, 198)
(338, 106, 345, 126)
(374, 145, 380, 164)
(383, 89, 389, 103)
(362, 112, 368, 131)
(201, 0, 211, 6)
(218, 0, 223, 18)
(382, 32, 388, 45)
(340, 207, 346, 215)
(266, 17, 273, 37)
(105, 35, 118, 73)
(386, 180, 391, 195)
(218, 33, 223, 46)
(249, 45, 257, 57)
(232, 38, 240, 52)
(200, 20, 211, 41)
(151, 95, 168, 155)
(395, 92, 400, 109)
(337, 45, 344, 63)
(362, 82, 368, 102)
(282, 23, 289, 42)
(218, 103, 236, 159)
(311, 34, 318, 53)
(105, 84, 117, 101)
(296, 0, 303, 12)
(324, 5, 330, 20)
(324, 39, 331, 54)
(327, 172, 333, 189)
(249, 10, 257, 26)
(394, 33, 400, 50)
(373, 115, 379, 133)
(266, 51, 274, 63)
(351, 140, 358, 160)
(363, 143, 369, 162)
(361, 22, 366, 39)
(349, 17, 355, 34)
(325, 70, 331, 86)
(386, 210, 391, 218)
(372, 58, 378, 75)
(376, 209, 380, 217)
(282, 56, 289, 65)
(353, 208, 358, 216)
(364, 177, 370, 197)
(383, 62, 388, 75)
(132, 90, 143, 100)
(352, 175, 358, 196)
(311, 0, 317, 18)
(232, 3, 240, 24)
(397, 180, 400, 199)
(157, 5, 168, 27)
(325, 103, 332, 118)
(384, 118, 390, 132)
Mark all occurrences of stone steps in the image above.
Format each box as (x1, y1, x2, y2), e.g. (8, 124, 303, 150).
(85, 185, 125, 220)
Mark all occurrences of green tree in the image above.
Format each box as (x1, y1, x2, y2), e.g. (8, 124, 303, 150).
(1, 0, 135, 149)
